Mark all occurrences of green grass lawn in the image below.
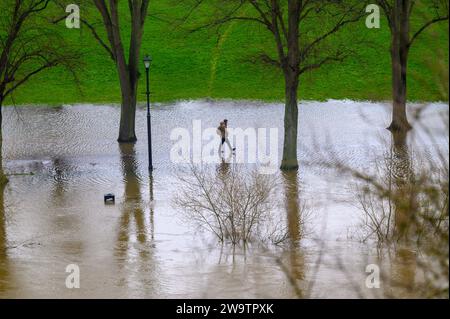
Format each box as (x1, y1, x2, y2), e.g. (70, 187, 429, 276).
(4, 1, 449, 106)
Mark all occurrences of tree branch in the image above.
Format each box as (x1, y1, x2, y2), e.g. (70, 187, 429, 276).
(300, 5, 364, 61)
(4, 61, 56, 97)
(299, 51, 348, 75)
(81, 18, 115, 61)
(408, 15, 449, 48)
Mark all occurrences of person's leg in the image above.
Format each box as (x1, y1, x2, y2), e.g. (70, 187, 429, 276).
(225, 138, 235, 152)
(219, 137, 225, 153)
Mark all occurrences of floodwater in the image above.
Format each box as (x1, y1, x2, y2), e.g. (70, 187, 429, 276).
(1, 100, 448, 298)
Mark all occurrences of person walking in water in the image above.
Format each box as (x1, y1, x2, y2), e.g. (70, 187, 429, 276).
(217, 119, 235, 154)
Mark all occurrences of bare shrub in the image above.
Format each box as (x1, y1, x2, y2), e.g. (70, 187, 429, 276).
(173, 163, 284, 245)
(316, 108, 449, 298)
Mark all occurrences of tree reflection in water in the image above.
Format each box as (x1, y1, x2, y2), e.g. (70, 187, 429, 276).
(115, 143, 156, 292)
(0, 180, 10, 295)
(279, 170, 306, 298)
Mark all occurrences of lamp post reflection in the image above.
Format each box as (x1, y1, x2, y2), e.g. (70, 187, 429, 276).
(148, 172, 154, 241)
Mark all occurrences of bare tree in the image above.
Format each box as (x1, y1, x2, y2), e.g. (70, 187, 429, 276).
(56, 0, 150, 143)
(173, 163, 282, 245)
(354, 130, 415, 244)
(93, 0, 150, 143)
(375, 0, 449, 132)
(0, 0, 80, 186)
(314, 106, 449, 297)
(183, 0, 365, 170)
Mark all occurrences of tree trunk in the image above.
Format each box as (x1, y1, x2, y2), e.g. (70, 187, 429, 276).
(117, 73, 137, 143)
(388, 0, 412, 132)
(280, 71, 299, 170)
(117, 2, 144, 143)
(280, 0, 300, 171)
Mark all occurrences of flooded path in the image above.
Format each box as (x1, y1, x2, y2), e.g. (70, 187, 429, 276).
(1, 100, 448, 298)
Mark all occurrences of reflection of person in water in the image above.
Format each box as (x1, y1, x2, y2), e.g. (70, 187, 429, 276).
(217, 151, 232, 178)
(217, 119, 235, 155)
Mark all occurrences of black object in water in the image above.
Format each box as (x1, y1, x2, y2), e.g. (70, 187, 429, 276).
(104, 193, 115, 203)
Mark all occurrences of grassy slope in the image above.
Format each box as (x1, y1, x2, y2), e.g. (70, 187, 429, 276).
(5, 1, 449, 106)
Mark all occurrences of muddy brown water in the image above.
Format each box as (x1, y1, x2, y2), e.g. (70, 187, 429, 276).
(1, 100, 448, 298)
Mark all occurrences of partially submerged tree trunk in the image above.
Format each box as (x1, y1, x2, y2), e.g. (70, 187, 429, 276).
(118, 82, 138, 143)
(389, 37, 411, 132)
(116, 50, 139, 143)
(281, 72, 300, 170)
(378, 0, 449, 132)
(280, 0, 300, 170)
(388, 0, 412, 132)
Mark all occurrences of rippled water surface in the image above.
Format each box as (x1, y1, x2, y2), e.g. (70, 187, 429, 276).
(1, 100, 448, 298)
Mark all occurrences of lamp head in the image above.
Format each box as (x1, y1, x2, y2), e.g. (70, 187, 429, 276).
(143, 55, 152, 69)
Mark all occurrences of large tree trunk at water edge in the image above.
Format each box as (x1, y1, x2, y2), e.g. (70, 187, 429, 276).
(280, 74, 299, 171)
(280, 0, 301, 171)
(118, 84, 137, 143)
(388, 39, 412, 132)
(90, 0, 150, 144)
(388, 0, 412, 133)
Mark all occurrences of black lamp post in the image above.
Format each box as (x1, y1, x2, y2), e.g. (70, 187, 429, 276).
(143, 54, 153, 171)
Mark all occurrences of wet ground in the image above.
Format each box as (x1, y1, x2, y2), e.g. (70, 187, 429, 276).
(1, 100, 448, 298)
